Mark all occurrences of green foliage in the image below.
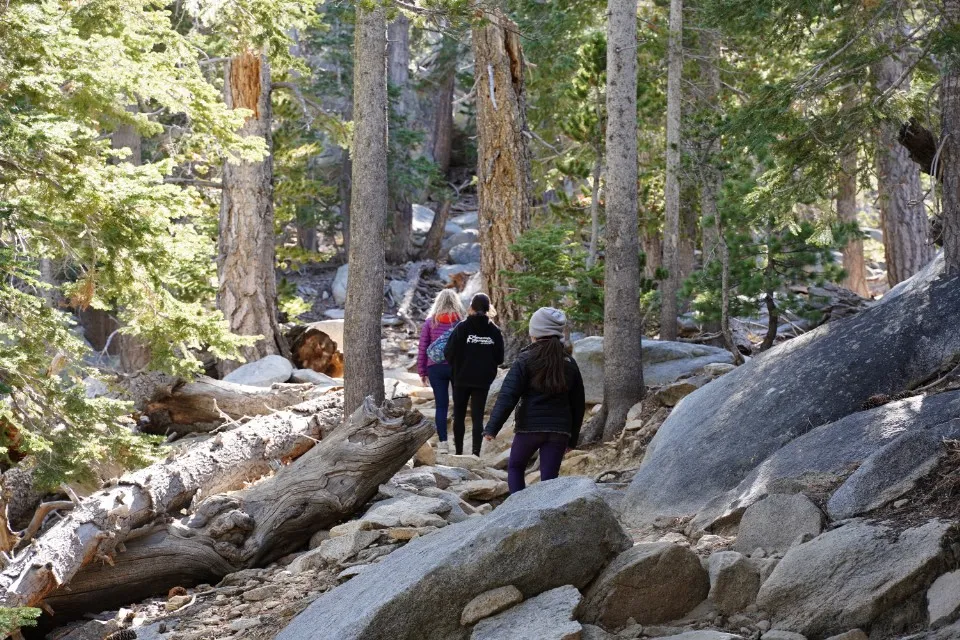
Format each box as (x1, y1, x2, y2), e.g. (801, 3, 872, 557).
(0, 0, 264, 486)
(504, 225, 603, 331)
(0, 606, 40, 635)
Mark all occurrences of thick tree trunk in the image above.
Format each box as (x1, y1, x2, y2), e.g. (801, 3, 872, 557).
(942, 0, 960, 274)
(837, 142, 869, 297)
(217, 52, 286, 376)
(587, 151, 602, 269)
(659, 0, 683, 340)
(873, 43, 934, 286)
(344, 5, 388, 415)
(146, 377, 336, 432)
(386, 14, 414, 264)
(43, 399, 433, 619)
(473, 7, 533, 360)
(433, 55, 456, 176)
(0, 394, 344, 609)
(600, 0, 644, 441)
(339, 150, 353, 255)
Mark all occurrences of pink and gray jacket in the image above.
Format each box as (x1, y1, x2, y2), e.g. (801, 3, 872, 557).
(417, 315, 459, 377)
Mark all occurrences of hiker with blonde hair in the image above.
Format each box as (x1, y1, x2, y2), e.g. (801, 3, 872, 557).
(417, 289, 465, 453)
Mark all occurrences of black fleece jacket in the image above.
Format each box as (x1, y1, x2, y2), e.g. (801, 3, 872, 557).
(443, 314, 505, 388)
(484, 344, 586, 446)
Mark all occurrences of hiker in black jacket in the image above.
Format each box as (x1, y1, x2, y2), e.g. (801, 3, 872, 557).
(483, 307, 586, 493)
(443, 293, 505, 456)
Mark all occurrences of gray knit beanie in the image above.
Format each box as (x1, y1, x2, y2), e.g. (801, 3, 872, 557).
(529, 307, 566, 339)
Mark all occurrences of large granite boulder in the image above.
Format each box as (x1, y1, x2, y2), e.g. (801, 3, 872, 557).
(694, 390, 960, 532)
(573, 337, 736, 404)
(276, 478, 631, 640)
(623, 257, 960, 525)
(579, 542, 710, 628)
(222, 355, 293, 387)
(756, 519, 955, 638)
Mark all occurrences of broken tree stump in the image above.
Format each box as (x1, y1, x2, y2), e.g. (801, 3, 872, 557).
(286, 325, 344, 377)
(42, 398, 433, 618)
(0, 392, 344, 610)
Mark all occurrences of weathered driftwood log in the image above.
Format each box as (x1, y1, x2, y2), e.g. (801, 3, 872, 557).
(43, 398, 433, 618)
(0, 393, 344, 610)
(286, 325, 344, 377)
(146, 376, 332, 432)
(396, 260, 435, 332)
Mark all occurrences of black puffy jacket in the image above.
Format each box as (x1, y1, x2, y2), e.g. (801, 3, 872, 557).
(484, 344, 586, 446)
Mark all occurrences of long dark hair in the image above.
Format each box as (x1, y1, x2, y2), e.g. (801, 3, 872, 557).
(528, 337, 568, 395)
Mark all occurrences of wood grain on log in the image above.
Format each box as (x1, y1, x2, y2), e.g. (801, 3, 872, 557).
(0, 393, 343, 609)
(43, 398, 433, 617)
(146, 376, 331, 431)
(396, 260, 434, 332)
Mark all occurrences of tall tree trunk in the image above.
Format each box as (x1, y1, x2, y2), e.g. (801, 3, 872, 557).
(836, 85, 869, 297)
(698, 31, 723, 334)
(343, 4, 388, 415)
(339, 150, 352, 256)
(217, 52, 286, 376)
(386, 14, 413, 264)
(473, 7, 532, 360)
(941, 0, 960, 274)
(873, 47, 933, 286)
(600, 0, 644, 441)
(837, 143, 869, 296)
(587, 149, 602, 269)
(660, 0, 683, 340)
(112, 108, 152, 373)
(432, 55, 456, 176)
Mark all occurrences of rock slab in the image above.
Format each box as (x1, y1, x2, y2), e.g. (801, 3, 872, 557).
(580, 542, 710, 628)
(927, 569, 960, 628)
(470, 585, 581, 640)
(827, 429, 944, 520)
(461, 585, 524, 625)
(623, 256, 960, 523)
(276, 478, 631, 640)
(757, 519, 955, 637)
(223, 355, 293, 387)
(732, 494, 823, 555)
(707, 551, 761, 615)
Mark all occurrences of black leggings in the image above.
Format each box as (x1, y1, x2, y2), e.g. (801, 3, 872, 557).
(452, 386, 490, 456)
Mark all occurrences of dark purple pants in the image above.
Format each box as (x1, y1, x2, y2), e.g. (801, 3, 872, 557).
(507, 432, 569, 494)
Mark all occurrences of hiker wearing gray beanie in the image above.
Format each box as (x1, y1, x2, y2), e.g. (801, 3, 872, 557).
(528, 307, 566, 339)
(484, 307, 586, 494)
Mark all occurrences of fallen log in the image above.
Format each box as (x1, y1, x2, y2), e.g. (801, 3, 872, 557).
(0, 392, 344, 609)
(146, 376, 332, 432)
(286, 325, 344, 377)
(43, 398, 433, 618)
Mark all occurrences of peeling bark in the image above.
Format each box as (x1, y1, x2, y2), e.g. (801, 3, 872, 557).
(873, 42, 934, 286)
(217, 52, 287, 375)
(473, 7, 532, 360)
